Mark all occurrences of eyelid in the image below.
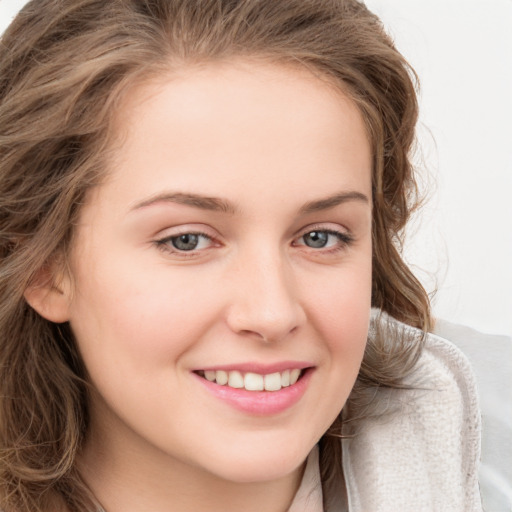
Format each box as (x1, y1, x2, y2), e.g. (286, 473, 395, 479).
(158, 231, 212, 247)
(152, 222, 354, 258)
(293, 223, 354, 250)
(294, 222, 352, 239)
(154, 223, 218, 241)
(154, 225, 221, 256)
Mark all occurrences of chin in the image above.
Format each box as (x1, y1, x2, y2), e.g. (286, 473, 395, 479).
(200, 439, 313, 484)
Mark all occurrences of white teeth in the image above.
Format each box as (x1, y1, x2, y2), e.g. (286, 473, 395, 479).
(289, 369, 301, 385)
(202, 368, 304, 391)
(244, 372, 264, 391)
(216, 370, 228, 385)
(264, 372, 282, 391)
(204, 370, 216, 382)
(227, 370, 244, 388)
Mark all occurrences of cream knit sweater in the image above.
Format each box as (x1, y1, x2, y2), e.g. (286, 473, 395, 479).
(289, 313, 482, 512)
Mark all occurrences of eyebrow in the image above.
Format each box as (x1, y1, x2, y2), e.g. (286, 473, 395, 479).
(299, 191, 370, 214)
(131, 192, 238, 214)
(130, 190, 369, 215)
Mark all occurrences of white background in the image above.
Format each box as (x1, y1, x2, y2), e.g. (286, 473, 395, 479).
(1, 0, 511, 337)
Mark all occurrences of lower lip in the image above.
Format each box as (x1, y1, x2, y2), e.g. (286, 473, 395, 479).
(193, 369, 313, 416)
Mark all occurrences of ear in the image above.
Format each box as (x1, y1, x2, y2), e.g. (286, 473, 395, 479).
(24, 263, 72, 323)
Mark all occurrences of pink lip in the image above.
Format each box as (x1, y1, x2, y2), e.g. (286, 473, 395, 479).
(195, 361, 312, 374)
(193, 367, 313, 416)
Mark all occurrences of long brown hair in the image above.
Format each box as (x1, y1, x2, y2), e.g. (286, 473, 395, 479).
(0, 1, 430, 510)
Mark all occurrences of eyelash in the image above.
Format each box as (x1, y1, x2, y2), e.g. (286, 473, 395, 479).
(155, 231, 215, 257)
(293, 227, 354, 254)
(154, 226, 354, 257)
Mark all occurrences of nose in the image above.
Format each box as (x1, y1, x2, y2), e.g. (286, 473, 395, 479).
(225, 249, 306, 343)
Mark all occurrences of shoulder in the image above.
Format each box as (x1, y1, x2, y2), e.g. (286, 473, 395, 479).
(342, 312, 482, 512)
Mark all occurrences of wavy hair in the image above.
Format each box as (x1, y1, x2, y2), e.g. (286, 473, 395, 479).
(0, 1, 430, 510)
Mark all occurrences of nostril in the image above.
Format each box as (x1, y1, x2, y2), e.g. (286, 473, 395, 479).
(236, 329, 282, 344)
(227, 309, 305, 344)
(224, 270, 306, 342)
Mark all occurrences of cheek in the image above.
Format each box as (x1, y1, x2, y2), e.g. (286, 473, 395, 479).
(68, 260, 222, 375)
(302, 259, 372, 415)
(294, 259, 371, 436)
(305, 257, 372, 348)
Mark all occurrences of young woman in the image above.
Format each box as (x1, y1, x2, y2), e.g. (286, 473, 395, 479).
(0, 1, 481, 511)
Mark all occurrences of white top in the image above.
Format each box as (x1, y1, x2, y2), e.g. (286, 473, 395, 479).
(288, 315, 483, 511)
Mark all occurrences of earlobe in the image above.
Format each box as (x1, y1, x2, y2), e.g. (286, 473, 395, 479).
(24, 266, 72, 323)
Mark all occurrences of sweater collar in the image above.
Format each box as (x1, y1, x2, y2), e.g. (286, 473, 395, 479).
(287, 445, 323, 512)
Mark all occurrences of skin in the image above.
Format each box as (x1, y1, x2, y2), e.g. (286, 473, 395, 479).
(28, 60, 373, 512)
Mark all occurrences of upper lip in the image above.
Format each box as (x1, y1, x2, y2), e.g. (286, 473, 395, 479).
(193, 361, 313, 374)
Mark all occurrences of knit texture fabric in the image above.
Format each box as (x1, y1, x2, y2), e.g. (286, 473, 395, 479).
(289, 313, 482, 511)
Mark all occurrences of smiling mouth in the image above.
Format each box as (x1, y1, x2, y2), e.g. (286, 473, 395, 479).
(195, 368, 305, 392)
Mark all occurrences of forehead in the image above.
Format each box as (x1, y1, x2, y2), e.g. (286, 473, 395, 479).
(97, 60, 372, 213)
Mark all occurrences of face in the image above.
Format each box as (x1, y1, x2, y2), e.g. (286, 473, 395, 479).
(63, 61, 372, 484)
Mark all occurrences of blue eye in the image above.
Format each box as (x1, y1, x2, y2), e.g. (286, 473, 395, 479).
(299, 229, 352, 250)
(303, 231, 329, 248)
(158, 232, 213, 252)
(171, 234, 200, 251)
